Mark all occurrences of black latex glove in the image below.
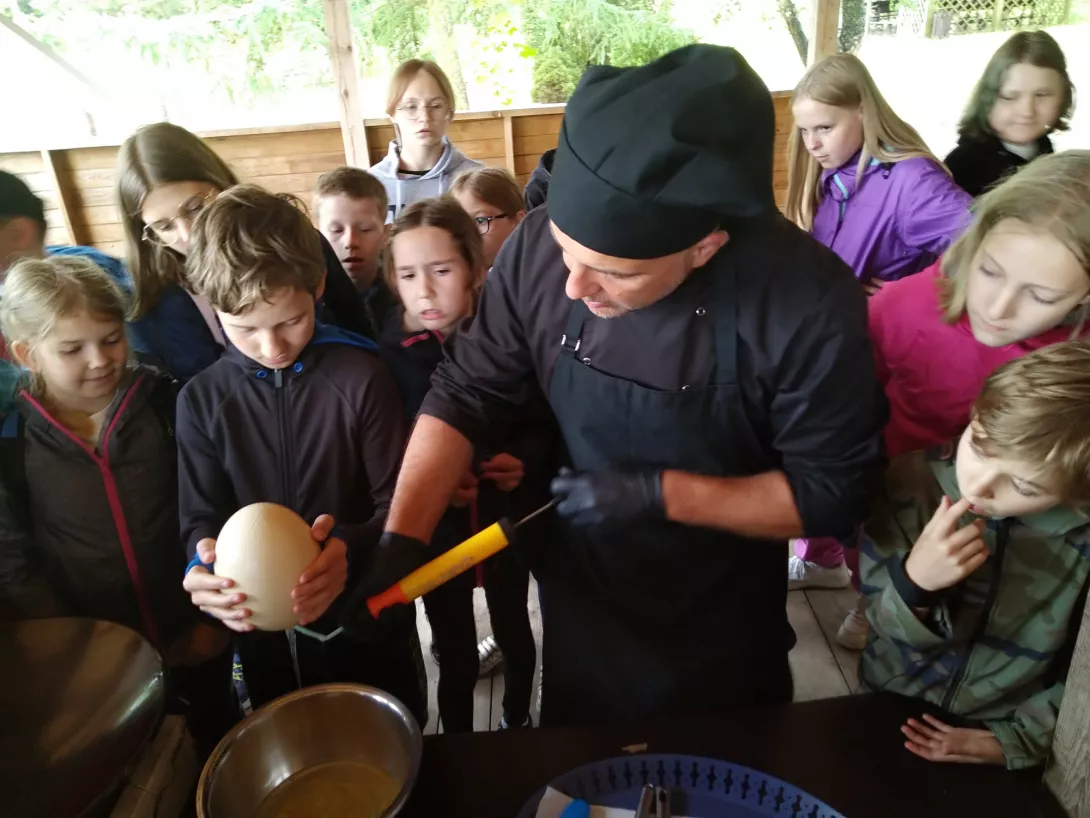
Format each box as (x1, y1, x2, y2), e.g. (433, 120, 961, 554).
(340, 532, 431, 640)
(550, 468, 665, 528)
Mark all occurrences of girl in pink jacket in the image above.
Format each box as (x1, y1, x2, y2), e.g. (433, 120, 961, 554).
(794, 150, 1090, 648)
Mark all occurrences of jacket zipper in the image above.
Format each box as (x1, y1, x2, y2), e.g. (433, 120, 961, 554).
(21, 376, 161, 648)
(940, 520, 1009, 711)
(274, 368, 296, 507)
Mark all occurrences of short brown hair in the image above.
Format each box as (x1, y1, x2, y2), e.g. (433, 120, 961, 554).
(185, 184, 324, 315)
(973, 341, 1090, 503)
(449, 168, 524, 217)
(386, 59, 456, 117)
(384, 197, 486, 306)
(958, 31, 1074, 142)
(939, 150, 1090, 323)
(314, 166, 388, 215)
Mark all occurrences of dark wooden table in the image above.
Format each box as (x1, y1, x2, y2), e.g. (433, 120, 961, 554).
(400, 693, 1067, 818)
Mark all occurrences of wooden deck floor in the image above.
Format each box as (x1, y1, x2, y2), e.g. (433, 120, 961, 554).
(416, 581, 861, 735)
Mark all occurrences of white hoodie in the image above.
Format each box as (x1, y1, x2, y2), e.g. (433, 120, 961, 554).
(370, 136, 484, 223)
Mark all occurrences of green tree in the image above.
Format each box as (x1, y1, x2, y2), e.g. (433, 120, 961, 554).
(839, 0, 866, 53)
(523, 0, 696, 103)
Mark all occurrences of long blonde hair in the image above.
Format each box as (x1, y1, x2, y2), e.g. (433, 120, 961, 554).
(115, 123, 238, 319)
(785, 54, 942, 231)
(0, 255, 128, 396)
(939, 150, 1090, 324)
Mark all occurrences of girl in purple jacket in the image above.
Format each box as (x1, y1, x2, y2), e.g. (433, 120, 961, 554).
(786, 54, 973, 598)
(787, 54, 972, 295)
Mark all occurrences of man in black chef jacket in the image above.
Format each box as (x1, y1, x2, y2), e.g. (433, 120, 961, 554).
(361, 45, 886, 728)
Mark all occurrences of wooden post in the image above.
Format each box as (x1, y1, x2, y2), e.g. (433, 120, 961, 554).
(502, 114, 516, 175)
(39, 150, 87, 247)
(923, 0, 938, 38)
(1046, 601, 1090, 817)
(321, 0, 369, 168)
(807, 0, 841, 64)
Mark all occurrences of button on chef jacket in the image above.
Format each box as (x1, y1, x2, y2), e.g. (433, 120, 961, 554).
(418, 45, 888, 727)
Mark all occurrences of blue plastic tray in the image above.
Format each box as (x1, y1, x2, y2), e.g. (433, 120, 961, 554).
(515, 754, 848, 818)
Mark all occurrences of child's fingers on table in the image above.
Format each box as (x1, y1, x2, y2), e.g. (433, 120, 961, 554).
(901, 726, 940, 749)
(920, 714, 955, 732)
(904, 741, 946, 762)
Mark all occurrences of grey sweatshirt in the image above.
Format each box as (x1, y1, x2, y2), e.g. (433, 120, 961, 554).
(370, 136, 484, 222)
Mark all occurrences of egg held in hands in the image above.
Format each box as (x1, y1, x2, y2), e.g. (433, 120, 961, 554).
(213, 503, 319, 631)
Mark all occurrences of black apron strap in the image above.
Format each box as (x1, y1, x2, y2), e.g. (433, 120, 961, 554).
(559, 299, 589, 359)
(712, 261, 739, 386)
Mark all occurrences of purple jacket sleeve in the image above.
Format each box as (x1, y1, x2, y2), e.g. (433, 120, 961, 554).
(897, 160, 972, 257)
(176, 387, 238, 561)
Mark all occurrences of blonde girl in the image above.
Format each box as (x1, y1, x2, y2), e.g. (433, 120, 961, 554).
(946, 31, 1075, 197)
(786, 54, 971, 295)
(450, 167, 527, 268)
(0, 255, 235, 752)
(115, 122, 369, 382)
(370, 60, 484, 222)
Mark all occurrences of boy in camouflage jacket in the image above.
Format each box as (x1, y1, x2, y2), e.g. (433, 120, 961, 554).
(859, 342, 1090, 770)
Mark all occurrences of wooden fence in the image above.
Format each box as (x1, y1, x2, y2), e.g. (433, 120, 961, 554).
(1, 94, 791, 257)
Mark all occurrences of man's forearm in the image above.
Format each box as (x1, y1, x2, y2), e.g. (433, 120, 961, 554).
(661, 469, 804, 540)
(385, 415, 474, 543)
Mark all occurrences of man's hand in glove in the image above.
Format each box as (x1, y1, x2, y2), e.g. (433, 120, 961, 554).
(341, 532, 431, 640)
(550, 468, 665, 528)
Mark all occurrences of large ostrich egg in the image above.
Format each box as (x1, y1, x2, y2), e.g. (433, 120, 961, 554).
(213, 503, 319, 631)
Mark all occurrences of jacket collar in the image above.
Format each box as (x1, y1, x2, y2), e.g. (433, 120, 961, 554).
(821, 150, 882, 199)
(225, 322, 378, 381)
(16, 368, 149, 447)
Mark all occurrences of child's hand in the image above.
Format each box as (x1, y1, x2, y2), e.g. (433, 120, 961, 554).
(901, 714, 1005, 765)
(863, 278, 885, 297)
(292, 514, 348, 625)
(480, 453, 525, 492)
(451, 472, 479, 508)
(905, 496, 988, 592)
(181, 537, 254, 633)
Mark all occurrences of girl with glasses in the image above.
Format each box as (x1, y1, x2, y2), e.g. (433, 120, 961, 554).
(371, 60, 484, 223)
(450, 167, 527, 268)
(115, 122, 371, 382)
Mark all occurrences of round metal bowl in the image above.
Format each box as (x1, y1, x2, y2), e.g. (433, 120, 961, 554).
(0, 617, 165, 818)
(197, 683, 422, 818)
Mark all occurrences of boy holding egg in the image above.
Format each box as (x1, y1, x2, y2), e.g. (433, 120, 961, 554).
(177, 185, 427, 723)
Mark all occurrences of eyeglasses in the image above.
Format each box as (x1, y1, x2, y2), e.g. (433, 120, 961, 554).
(473, 214, 510, 235)
(141, 190, 217, 247)
(396, 102, 450, 121)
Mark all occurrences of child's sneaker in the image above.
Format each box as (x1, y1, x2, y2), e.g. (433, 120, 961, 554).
(477, 635, 504, 677)
(788, 555, 850, 590)
(836, 598, 869, 650)
(498, 713, 533, 730)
